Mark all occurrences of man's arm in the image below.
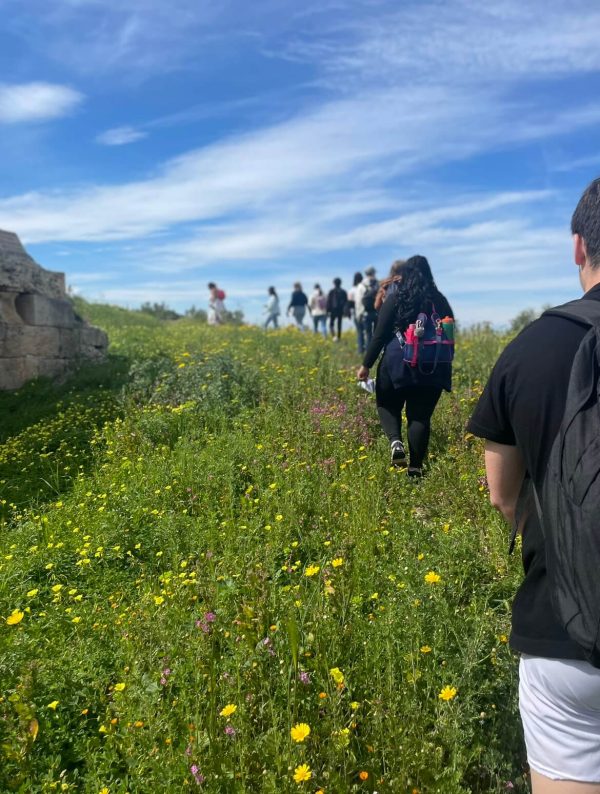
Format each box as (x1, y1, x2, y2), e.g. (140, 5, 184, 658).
(484, 440, 526, 525)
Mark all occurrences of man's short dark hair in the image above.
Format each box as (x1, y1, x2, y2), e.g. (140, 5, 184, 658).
(571, 177, 600, 267)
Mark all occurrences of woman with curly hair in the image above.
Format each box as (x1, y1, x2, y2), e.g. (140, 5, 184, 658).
(357, 256, 453, 477)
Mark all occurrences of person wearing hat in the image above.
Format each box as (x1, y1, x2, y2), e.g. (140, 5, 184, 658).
(355, 266, 379, 351)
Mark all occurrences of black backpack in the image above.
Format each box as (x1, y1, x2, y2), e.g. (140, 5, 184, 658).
(535, 298, 600, 668)
(362, 281, 378, 312)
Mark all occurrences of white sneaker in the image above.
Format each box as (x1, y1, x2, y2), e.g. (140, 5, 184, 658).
(390, 441, 407, 467)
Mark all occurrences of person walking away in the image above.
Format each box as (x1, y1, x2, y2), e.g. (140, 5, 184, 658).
(327, 277, 347, 341)
(357, 256, 453, 476)
(287, 282, 309, 330)
(309, 284, 328, 337)
(468, 177, 600, 794)
(264, 286, 280, 329)
(355, 267, 379, 349)
(208, 282, 226, 325)
(348, 271, 364, 352)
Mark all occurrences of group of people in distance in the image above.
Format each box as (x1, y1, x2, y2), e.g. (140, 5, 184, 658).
(263, 258, 455, 481)
(262, 266, 380, 347)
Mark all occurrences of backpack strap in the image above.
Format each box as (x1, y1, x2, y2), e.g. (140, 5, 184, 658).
(543, 299, 600, 328)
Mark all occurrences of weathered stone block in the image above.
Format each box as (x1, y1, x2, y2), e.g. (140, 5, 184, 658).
(0, 357, 28, 390)
(58, 327, 81, 358)
(80, 326, 109, 358)
(0, 293, 22, 324)
(0, 228, 108, 389)
(0, 231, 65, 299)
(24, 326, 61, 357)
(15, 293, 77, 328)
(0, 324, 60, 358)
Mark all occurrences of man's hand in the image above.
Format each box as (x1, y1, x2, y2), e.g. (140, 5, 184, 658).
(484, 440, 526, 525)
(357, 365, 369, 381)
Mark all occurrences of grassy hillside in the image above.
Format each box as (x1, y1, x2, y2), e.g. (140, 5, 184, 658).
(0, 302, 526, 793)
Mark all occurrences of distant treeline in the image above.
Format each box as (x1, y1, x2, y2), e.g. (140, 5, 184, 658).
(140, 301, 244, 325)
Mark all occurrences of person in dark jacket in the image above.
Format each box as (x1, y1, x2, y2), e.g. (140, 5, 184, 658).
(357, 256, 453, 476)
(326, 277, 348, 341)
(287, 282, 309, 330)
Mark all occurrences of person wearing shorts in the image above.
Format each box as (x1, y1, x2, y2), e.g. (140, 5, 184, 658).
(468, 177, 600, 792)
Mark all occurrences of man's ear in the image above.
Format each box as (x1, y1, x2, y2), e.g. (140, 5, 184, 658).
(574, 233, 587, 267)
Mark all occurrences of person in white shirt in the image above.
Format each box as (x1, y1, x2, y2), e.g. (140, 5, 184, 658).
(309, 284, 328, 337)
(347, 271, 364, 352)
(264, 286, 280, 329)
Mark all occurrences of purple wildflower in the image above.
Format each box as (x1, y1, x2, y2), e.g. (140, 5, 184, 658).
(298, 671, 311, 685)
(225, 724, 236, 737)
(190, 764, 205, 785)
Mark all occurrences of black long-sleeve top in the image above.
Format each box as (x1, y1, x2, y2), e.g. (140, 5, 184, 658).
(363, 288, 454, 390)
(288, 291, 308, 310)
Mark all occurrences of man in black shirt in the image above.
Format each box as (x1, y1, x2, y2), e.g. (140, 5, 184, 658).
(468, 178, 600, 792)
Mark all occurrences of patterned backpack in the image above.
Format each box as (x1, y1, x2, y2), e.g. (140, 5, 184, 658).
(401, 305, 455, 373)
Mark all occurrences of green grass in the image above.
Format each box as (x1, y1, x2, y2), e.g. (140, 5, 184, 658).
(0, 305, 526, 793)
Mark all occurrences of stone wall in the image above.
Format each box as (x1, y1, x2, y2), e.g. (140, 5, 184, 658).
(0, 230, 108, 390)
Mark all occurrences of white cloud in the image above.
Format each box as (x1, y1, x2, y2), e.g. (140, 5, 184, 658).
(0, 82, 83, 124)
(279, 0, 600, 89)
(96, 125, 148, 145)
(0, 81, 594, 246)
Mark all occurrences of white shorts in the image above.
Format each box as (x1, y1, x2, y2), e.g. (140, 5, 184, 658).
(519, 654, 600, 782)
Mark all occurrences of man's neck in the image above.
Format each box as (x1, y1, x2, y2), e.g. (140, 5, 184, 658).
(581, 267, 600, 293)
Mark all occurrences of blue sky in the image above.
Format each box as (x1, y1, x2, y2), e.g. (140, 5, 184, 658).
(1, 0, 600, 325)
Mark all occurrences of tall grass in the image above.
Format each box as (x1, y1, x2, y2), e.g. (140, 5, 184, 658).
(0, 305, 525, 793)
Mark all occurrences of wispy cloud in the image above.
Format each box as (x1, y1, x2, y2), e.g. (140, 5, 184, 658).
(0, 82, 594, 246)
(95, 125, 147, 145)
(0, 82, 83, 124)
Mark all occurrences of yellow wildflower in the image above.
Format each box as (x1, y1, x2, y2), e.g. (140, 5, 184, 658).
(47, 700, 59, 710)
(293, 764, 312, 783)
(420, 645, 432, 653)
(153, 596, 164, 606)
(26, 589, 39, 598)
(219, 703, 237, 718)
(114, 682, 126, 692)
(329, 667, 344, 685)
(332, 558, 343, 568)
(304, 565, 320, 577)
(438, 685, 458, 701)
(6, 609, 24, 625)
(290, 722, 311, 742)
(424, 571, 441, 584)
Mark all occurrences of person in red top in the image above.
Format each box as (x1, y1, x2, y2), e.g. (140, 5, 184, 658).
(207, 282, 226, 325)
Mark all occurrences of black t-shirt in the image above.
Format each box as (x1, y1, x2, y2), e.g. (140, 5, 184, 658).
(327, 287, 348, 315)
(363, 288, 453, 391)
(467, 284, 600, 660)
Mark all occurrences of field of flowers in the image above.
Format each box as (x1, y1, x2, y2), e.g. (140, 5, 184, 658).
(0, 301, 528, 793)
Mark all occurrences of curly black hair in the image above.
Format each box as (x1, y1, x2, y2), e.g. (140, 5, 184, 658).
(389, 255, 437, 331)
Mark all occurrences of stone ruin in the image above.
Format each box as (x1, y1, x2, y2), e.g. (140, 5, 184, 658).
(0, 229, 108, 390)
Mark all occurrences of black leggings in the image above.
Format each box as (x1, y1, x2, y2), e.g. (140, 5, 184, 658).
(376, 384, 442, 469)
(329, 313, 343, 339)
